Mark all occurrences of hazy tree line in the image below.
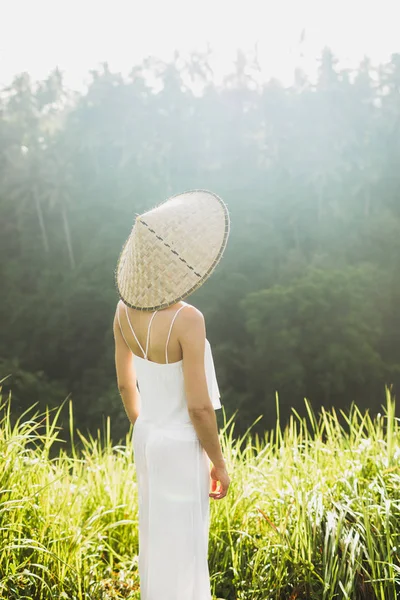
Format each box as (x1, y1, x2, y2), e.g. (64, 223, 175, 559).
(1, 48, 400, 441)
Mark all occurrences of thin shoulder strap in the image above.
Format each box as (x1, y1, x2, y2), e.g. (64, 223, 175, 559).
(124, 304, 147, 358)
(125, 304, 158, 360)
(165, 305, 188, 364)
(145, 311, 158, 359)
(117, 304, 132, 351)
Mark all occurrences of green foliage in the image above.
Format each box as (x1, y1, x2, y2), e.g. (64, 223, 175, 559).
(1, 388, 400, 599)
(241, 265, 389, 421)
(1, 51, 400, 438)
(0, 363, 68, 422)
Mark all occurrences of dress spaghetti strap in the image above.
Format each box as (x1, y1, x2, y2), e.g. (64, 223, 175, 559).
(144, 311, 158, 359)
(117, 304, 132, 351)
(117, 304, 158, 360)
(165, 305, 188, 363)
(124, 305, 146, 358)
(118, 301, 188, 363)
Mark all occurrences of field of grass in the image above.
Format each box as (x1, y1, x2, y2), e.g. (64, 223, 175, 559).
(1, 383, 400, 600)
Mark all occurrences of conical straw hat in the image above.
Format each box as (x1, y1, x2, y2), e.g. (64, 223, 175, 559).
(115, 189, 230, 311)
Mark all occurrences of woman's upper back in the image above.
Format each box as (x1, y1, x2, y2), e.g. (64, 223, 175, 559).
(116, 299, 221, 424)
(117, 299, 195, 365)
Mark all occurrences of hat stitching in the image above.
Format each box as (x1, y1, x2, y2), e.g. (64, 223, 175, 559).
(140, 219, 202, 278)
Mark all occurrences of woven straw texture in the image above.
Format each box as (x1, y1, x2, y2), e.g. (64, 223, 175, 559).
(115, 190, 230, 311)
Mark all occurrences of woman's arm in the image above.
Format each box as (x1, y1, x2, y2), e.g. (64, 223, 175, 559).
(113, 306, 140, 425)
(180, 306, 226, 468)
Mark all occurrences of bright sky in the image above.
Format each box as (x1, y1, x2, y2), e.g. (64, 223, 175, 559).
(1, 0, 399, 89)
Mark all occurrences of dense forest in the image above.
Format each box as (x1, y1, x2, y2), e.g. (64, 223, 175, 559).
(1, 48, 400, 441)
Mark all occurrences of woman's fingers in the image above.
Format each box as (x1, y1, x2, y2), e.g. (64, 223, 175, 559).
(209, 480, 227, 499)
(209, 490, 227, 499)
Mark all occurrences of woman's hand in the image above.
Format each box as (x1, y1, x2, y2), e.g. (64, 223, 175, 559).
(209, 463, 230, 500)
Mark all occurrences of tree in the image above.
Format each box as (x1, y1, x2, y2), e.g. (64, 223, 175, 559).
(2, 49, 400, 439)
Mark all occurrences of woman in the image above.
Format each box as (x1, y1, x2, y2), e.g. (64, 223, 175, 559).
(113, 190, 231, 600)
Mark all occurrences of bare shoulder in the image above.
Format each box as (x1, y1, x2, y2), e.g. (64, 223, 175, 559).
(115, 299, 124, 313)
(113, 299, 123, 321)
(179, 304, 206, 339)
(181, 303, 204, 322)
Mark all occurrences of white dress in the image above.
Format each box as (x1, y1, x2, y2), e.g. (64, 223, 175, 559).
(117, 302, 222, 600)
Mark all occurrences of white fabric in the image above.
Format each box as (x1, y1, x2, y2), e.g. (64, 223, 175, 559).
(132, 339, 221, 600)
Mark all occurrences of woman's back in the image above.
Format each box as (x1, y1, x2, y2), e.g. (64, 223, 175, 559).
(116, 300, 221, 428)
(118, 300, 188, 365)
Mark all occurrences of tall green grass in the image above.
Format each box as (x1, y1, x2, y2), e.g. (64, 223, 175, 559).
(1, 381, 400, 599)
